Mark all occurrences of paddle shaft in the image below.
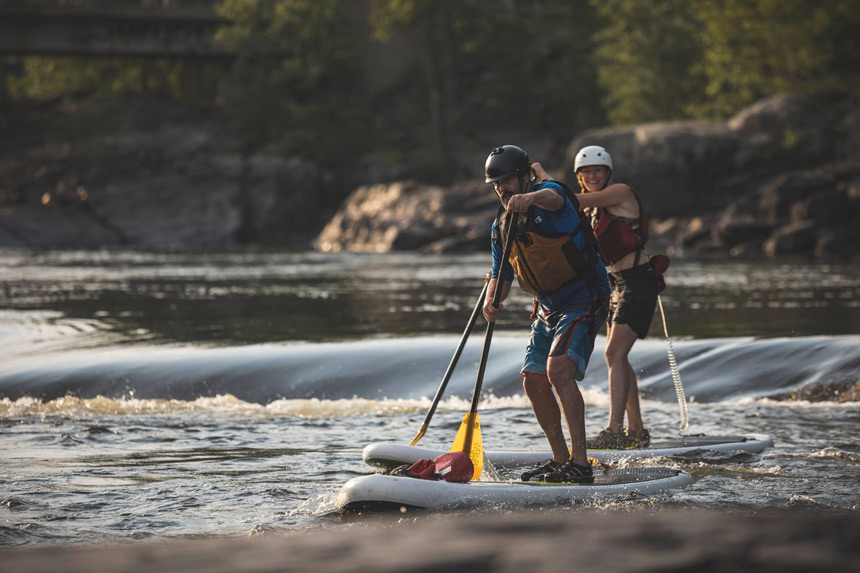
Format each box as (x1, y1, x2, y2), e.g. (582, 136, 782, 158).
(461, 212, 518, 451)
(410, 280, 489, 446)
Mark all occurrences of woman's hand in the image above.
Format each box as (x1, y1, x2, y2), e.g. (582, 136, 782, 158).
(531, 162, 552, 181)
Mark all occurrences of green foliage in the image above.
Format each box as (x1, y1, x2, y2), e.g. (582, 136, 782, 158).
(368, 0, 604, 176)
(5, 0, 859, 170)
(590, 0, 707, 124)
(8, 57, 217, 104)
(693, 0, 860, 117)
(591, 0, 860, 123)
(370, 0, 418, 41)
(215, 0, 368, 161)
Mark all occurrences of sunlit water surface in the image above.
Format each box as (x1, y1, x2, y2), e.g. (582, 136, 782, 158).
(1, 250, 858, 545)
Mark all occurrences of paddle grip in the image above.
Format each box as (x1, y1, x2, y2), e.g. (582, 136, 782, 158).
(489, 212, 518, 309)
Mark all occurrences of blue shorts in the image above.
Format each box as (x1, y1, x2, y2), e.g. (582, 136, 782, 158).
(522, 293, 608, 381)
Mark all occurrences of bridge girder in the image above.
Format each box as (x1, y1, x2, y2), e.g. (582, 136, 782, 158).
(0, 0, 235, 59)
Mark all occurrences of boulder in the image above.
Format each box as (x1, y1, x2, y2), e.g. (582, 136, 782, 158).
(756, 169, 841, 223)
(666, 159, 860, 258)
(728, 93, 838, 169)
(239, 155, 333, 244)
(815, 225, 860, 257)
(790, 187, 856, 225)
(316, 180, 496, 253)
(676, 216, 714, 249)
(0, 128, 334, 249)
(711, 204, 774, 246)
(763, 220, 818, 256)
(560, 122, 737, 217)
(87, 174, 242, 249)
(0, 203, 123, 248)
(68, 130, 245, 248)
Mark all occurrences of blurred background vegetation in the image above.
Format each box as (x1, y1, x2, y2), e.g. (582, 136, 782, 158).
(6, 0, 860, 181)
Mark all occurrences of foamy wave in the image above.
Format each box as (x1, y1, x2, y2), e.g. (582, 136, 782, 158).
(9, 388, 848, 421)
(0, 394, 426, 418)
(727, 464, 784, 476)
(789, 494, 824, 507)
(811, 447, 860, 463)
(732, 397, 860, 408)
(0, 393, 543, 420)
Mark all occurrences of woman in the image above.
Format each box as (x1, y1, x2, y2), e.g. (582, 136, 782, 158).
(533, 145, 662, 449)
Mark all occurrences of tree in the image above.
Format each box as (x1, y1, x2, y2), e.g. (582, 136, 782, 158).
(694, 0, 860, 117)
(370, 0, 604, 177)
(7, 57, 213, 104)
(216, 0, 368, 161)
(590, 0, 706, 125)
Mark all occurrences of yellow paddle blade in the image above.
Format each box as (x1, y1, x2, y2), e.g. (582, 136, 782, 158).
(409, 424, 429, 447)
(450, 412, 482, 480)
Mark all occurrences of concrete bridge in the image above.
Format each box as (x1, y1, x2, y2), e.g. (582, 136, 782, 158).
(0, 0, 231, 58)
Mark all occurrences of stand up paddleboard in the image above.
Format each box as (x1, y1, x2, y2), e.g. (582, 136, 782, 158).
(363, 434, 773, 470)
(336, 467, 693, 511)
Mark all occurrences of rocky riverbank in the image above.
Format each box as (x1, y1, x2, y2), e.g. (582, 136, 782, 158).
(2, 509, 858, 572)
(2, 94, 858, 255)
(319, 94, 860, 257)
(0, 127, 336, 249)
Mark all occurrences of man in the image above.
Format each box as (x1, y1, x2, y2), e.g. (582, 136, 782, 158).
(483, 145, 609, 483)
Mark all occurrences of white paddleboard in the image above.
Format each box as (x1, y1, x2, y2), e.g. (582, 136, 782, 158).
(336, 467, 693, 511)
(362, 434, 773, 470)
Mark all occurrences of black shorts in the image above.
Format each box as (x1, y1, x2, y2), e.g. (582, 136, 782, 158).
(608, 263, 660, 339)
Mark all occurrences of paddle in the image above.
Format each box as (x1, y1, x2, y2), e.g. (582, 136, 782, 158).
(451, 212, 519, 480)
(410, 280, 490, 447)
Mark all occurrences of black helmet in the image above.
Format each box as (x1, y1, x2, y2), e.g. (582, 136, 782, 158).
(485, 145, 530, 183)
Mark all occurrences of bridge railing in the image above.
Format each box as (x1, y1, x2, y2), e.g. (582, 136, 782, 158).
(0, 0, 222, 23)
(0, 0, 231, 58)
(0, 0, 218, 12)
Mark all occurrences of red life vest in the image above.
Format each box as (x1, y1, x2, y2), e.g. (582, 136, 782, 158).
(591, 187, 649, 264)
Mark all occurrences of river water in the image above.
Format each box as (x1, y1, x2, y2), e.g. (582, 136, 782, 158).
(1, 249, 858, 546)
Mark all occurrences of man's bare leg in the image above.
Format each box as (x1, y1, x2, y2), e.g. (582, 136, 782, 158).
(523, 372, 569, 462)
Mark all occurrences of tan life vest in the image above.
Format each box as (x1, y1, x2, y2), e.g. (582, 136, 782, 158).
(496, 203, 596, 297)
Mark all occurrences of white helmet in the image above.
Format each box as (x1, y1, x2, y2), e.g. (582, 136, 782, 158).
(574, 145, 613, 172)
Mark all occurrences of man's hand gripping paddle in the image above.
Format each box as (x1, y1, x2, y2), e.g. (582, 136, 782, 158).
(451, 213, 518, 480)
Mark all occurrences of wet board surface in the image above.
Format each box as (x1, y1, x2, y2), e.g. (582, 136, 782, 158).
(336, 467, 694, 511)
(362, 434, 774, 470)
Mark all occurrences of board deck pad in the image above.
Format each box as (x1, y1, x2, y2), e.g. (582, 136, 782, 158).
(591, 435, 749, 450)
(518, 467, 683, 487)
(362, 434, 774, 470)
(580, 467, 680, 485)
